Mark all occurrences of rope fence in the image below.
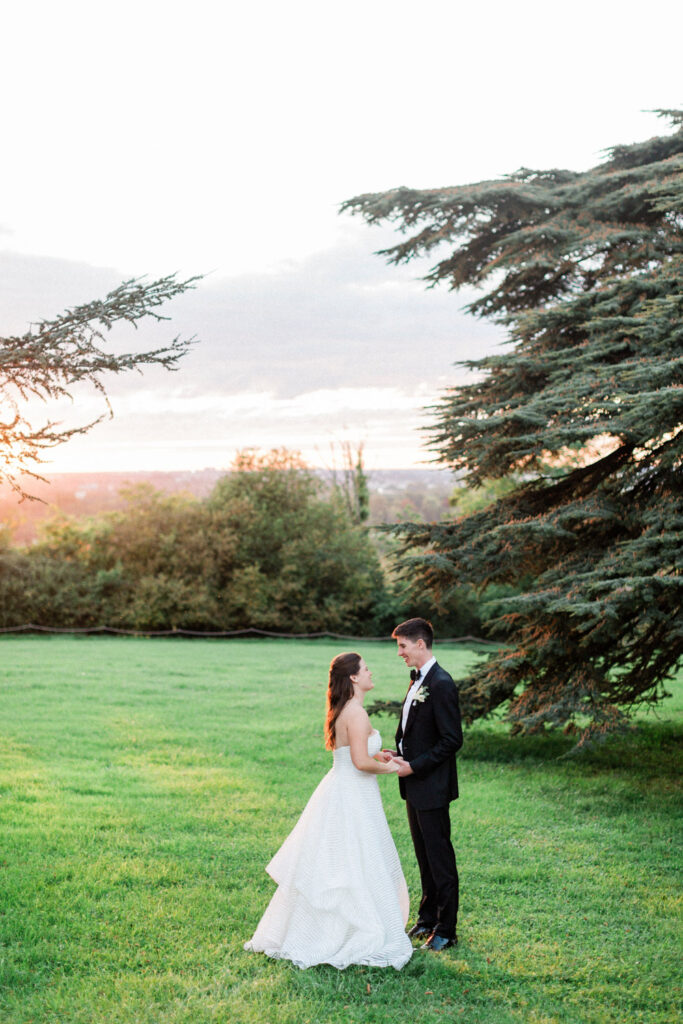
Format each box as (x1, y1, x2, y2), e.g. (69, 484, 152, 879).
(0, 623, 499, 644)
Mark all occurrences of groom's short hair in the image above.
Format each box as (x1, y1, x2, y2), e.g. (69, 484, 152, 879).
(392, 617, 434, 649)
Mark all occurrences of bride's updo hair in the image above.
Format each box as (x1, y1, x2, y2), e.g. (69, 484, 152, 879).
(325, 651, 361, 750)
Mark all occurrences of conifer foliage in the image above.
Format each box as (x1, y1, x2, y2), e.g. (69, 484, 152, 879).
(343, 112, 683, 745)
(1, 274, 199, 495)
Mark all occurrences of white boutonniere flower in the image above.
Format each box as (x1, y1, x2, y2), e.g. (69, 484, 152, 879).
(414, 687, 430, 704)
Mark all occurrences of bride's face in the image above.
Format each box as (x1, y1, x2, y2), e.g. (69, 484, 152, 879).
(351, 659, 373, 692)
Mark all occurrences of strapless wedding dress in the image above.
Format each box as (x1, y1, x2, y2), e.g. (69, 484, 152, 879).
(244, 730, 412, 969)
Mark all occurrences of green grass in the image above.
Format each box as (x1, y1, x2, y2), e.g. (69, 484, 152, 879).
(0, 635, 681, 1024)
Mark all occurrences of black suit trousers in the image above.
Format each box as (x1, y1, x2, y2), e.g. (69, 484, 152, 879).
(406, 800, 458, 939)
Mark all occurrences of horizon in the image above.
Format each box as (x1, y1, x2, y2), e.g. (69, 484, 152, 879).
(0, 462, 458, 547)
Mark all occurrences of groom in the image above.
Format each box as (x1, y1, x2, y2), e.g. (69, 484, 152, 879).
(388, 617, 462, 951)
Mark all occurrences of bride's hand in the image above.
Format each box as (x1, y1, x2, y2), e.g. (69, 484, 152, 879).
(384, 760, 400, 773)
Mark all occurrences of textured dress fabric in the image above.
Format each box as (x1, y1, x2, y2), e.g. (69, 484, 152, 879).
(244, 731, 413, 970)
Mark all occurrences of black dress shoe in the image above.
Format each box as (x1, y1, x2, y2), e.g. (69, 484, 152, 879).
(422, 933, 458, 951)
(407, 923, 434, 939)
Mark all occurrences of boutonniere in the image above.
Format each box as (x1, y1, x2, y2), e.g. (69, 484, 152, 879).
(413, 687, 430, 704)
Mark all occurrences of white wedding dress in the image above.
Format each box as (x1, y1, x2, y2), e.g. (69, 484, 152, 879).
(244, 730, 412, 970)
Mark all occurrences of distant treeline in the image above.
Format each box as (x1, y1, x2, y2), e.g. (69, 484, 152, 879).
(0, 467, 454, 546)
(1, 452, 500, 636)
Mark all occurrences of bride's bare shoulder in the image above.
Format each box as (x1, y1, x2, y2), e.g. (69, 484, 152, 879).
(339, 700, 371, 733)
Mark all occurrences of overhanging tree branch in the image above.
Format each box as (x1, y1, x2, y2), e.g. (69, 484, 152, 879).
(1, 273, 201, 497)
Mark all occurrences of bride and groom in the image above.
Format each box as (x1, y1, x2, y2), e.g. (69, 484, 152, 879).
(244, 617, 463, 970)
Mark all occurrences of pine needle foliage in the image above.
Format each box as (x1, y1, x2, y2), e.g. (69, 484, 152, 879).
(342, 112, 683, 747)
(1, 273, 200, 496)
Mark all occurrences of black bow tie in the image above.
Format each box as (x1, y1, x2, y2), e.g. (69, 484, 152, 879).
(410, 669, 421, 682)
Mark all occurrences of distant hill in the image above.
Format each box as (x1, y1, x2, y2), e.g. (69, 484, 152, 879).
(0, 467, 457, 545)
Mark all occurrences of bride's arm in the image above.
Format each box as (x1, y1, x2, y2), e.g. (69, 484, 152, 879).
(346, 705, 398, 775)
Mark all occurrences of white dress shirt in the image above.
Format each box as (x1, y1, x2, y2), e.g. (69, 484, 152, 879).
(399, 655, 436, 754)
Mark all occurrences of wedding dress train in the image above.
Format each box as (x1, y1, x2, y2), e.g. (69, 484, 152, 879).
(244, 730, 412, 970)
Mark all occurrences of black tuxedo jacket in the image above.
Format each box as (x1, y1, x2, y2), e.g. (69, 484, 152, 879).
(395, 661, 463, 810)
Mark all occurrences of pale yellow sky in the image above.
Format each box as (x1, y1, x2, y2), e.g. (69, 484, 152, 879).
(2, 0, 680, 474)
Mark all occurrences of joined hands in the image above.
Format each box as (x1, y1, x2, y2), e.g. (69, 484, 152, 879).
(379, 749, 414, 777)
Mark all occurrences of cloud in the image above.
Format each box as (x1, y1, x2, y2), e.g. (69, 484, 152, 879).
(120, 225, 504, 398)
(1, 230, 503, 470)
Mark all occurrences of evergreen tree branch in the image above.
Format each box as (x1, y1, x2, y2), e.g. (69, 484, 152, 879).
(344, 112, 683, 748)
(1, 273, 201, 498)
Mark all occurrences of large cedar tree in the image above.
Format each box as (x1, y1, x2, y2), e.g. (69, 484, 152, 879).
(343, 111, 683, 745)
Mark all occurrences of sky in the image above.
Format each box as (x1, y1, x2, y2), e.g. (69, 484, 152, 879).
(2, 0, 681, 475)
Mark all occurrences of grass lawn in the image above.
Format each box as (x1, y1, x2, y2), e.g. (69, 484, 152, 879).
(0, 635, 681, 1024)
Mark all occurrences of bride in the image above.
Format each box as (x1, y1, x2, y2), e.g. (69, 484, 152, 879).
(244, 651, 413, 970)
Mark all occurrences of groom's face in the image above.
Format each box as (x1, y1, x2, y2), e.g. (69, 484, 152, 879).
(396, 636, 424, 669)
